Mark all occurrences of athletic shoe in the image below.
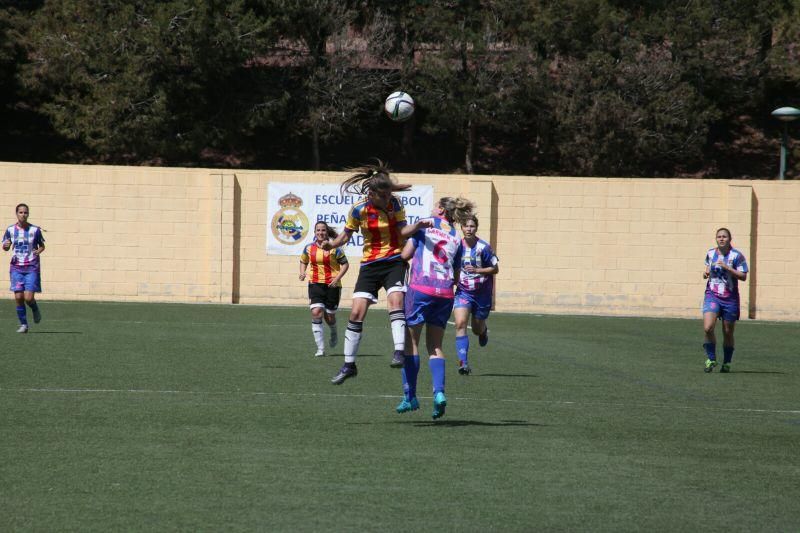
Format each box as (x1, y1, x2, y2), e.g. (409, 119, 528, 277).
(395, 397, 420, 414)
(432, 391, 447, 420)
(704, 359, 717, 373)
(315, 349, 325, 357)
(16, 324, 28, 334)
(458, 362, 472, 375)
(331, 364, 357, 385)
(32, 307, 42, 324)
(478, 328, 489, 347)
(390, 350, 405, 368)
(720, 363, 731, 373)
(329, 329, 338, 348)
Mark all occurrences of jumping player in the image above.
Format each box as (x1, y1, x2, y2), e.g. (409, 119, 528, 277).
(322, 162, 425, 385)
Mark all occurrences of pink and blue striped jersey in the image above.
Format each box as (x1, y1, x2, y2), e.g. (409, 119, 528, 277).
(704, 247, 747, 301)
(3, 223, 45, 272)
(457, 238, 498, 294)
(407, 217, 463, 298)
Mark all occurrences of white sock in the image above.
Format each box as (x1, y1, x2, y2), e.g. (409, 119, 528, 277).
(312, 320, 324, 351)
(344, 320, 363, 363)
(389, 309, 406, 351)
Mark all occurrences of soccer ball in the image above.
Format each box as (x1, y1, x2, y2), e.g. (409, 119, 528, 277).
(384, 91, 415, 122)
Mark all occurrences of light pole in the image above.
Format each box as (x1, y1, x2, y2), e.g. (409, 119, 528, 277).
(771, 106, 800, 180)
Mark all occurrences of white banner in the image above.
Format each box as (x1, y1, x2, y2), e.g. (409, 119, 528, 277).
(266, 183, 434, 256)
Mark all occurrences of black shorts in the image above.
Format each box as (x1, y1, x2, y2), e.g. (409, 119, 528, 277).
(308, 283, 341, 312)
(353, 258, 407, 303)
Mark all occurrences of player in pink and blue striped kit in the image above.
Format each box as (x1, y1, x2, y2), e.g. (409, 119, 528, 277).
(702, 227, 748, 373)
(2, 203, 46, 333)
(396, 197, 474, 419)
(454, 215, 499, 375)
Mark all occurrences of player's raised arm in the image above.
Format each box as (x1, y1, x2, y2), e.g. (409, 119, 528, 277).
(322, 227, 351, 250)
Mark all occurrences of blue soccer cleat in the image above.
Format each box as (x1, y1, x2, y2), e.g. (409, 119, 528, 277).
(331, 363, 357, 385)
(390, 350, 405, 368)
(395, 397, 419, 414)
(432, 391, 447, 420)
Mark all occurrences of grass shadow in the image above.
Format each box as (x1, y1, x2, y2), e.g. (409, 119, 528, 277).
(730, 370, 787, 375)
(477, 373, 538, 378)
(408, 419, 545, 428)
(29, 331, 84, 335)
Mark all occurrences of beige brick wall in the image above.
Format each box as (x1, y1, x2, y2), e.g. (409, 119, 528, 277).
(2, 162, 798, 320)
(491, 178, 759, 318)
(1, 163, 231, 302)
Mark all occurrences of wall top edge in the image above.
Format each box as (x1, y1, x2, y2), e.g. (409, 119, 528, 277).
(1, 161, 798, 186)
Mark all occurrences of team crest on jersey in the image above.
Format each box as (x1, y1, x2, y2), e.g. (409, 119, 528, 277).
(272, 192, 309, 245)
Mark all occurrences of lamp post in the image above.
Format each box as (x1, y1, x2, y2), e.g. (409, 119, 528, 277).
(771, 106, 800, 180)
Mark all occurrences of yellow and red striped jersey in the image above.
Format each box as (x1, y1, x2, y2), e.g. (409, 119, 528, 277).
(345, 197, 407, 264)
(300, 244, 348, 286)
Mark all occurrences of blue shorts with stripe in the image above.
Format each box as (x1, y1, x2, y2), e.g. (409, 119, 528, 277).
(702, 292, 740, 322)
(454, 288, 491, 320)
(10, 269, 41, 293)
(405, 287, 454, 329)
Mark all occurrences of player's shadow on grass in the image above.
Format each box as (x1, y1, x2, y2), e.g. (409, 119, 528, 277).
(408, 419, 544, 428)
(327, 353, 384, 357)
(731, 370, 786, 375)
(28, 331, 84, 335)
(477, 373, 538, 378)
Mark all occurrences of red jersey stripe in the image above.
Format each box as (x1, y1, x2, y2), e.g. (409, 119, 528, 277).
(366, 204, 383, 263)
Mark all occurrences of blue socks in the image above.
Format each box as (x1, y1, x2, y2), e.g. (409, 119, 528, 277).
(723, 346, 734, 364)
(703, 342, 716, 361)
(705, 343, 733, 363)
(401, 355, 420, 400)
(16, 305, 27, 325)
(456, 335, 469, 367)
(429, 357, 446, 394)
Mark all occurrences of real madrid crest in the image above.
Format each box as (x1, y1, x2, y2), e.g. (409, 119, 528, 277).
(272, 192, 309, 245)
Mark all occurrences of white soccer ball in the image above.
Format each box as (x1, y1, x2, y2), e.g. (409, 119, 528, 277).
(384, 91, 415, 122)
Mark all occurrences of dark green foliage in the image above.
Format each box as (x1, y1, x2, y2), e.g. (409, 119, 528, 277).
(3, 0, 800, 175)
(19, 0, 274, 164)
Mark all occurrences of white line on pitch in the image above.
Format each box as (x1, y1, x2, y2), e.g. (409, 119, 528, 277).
(3, 387, 799, 415)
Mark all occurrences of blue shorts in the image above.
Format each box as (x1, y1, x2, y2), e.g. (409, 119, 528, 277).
(702, 293, 740, 322)
(10, 270, 42, 293)
(405, 287, 454, 329)
(454, 289, 491, 320)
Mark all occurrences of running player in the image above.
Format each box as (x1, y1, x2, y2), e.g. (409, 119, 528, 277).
(2, 203, 46, 333)
(300, 221, 349, 357)
(396, 197, 474, 419)
(453, 214, 499, 375)
(702, 227, 748, 373)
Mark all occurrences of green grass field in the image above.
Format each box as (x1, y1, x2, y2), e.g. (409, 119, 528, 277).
(1, 302, 799, 532)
